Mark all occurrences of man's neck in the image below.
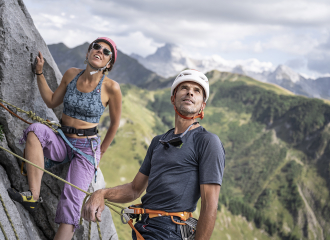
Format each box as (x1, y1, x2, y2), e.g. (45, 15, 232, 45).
(174, 114, 199, 134)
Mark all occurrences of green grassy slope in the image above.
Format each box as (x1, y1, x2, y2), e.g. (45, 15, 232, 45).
(99, 70, 330, 240)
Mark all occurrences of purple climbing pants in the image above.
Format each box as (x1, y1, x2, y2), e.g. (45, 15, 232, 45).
(22, 123, 100, 230)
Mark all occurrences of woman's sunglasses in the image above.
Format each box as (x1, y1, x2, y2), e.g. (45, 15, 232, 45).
(92, 43, 112, 57)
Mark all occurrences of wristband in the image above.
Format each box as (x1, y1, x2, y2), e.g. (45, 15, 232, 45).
(36, 72, 43, 75)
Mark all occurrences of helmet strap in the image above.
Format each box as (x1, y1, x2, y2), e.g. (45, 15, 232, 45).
(86, 59, 111, 75)
(173, 105, 204, 120)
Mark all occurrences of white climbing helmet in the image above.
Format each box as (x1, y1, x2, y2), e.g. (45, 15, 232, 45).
(171, 69, 209, 102)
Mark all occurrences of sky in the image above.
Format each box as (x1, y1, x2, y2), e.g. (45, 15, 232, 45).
(24, 0, 330, 78)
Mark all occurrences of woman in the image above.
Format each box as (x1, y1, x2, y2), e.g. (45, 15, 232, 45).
(7, 37, 122, 239)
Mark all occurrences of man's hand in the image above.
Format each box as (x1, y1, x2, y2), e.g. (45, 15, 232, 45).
(82, 172, 148, 222)
(82, 189, 106, 222)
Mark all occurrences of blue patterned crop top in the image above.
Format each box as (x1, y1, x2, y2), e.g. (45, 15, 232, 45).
(63, 70, 106, 123)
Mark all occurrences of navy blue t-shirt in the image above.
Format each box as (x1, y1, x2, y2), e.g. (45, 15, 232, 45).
(139, 126, 225, 213)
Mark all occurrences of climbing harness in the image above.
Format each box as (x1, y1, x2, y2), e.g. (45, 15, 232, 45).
(0, 99, 199, 240)
(59, 124, 98, 136)
(121, 205, 197, 240)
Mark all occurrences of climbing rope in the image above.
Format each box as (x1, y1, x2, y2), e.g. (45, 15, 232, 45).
(89, 221, 92, 239)
(0, 99, 126, 240)
(0, 146, 123, 210)
(0, 99, 59, 132)
(81, 195, 104, 240)
(88, 220, 102, 240)
(0, 137, 123, 240)
(0, 220, 7, 240)
(0, 192, 19, 240)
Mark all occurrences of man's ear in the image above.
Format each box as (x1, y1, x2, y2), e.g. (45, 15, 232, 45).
(171, 95, 175, 105)
(200, 102, 206, 112)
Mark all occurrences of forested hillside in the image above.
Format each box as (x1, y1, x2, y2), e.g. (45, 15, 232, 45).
(99, 70, 330, 240)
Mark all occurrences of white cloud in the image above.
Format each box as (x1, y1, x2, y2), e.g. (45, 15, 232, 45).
(307, 37, 330, 74)
(24, 0, 330, 74)
(263, 33, 320, 55)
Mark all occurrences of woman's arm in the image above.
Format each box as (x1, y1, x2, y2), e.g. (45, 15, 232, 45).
(99, 80, 122, 161)
(35, 52, 74, 108)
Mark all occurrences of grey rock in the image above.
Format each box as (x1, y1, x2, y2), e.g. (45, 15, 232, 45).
(0, 164, 44, 240)
(0, 0, 117, 239)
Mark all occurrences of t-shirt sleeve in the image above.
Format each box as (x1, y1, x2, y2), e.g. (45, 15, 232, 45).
(139, 136, 160, 176)
(198, 133, 225, 185)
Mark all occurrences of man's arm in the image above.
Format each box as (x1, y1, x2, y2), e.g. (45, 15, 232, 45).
(195, 184, 221, 240)
(82, 172, 148, 222)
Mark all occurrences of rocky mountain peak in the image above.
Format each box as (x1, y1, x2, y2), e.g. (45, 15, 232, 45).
(146, 43, 185, 62)
(232, 65, 246, 75)
(273, 64, 302, 83)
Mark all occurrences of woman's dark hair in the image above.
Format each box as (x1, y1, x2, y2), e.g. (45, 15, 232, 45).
(87, 39, 115, 73)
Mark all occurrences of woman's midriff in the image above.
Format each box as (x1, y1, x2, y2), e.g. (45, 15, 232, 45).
(61, 113, 98, 139)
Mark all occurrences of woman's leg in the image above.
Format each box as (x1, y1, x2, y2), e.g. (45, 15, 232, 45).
(8, 123, 68, 213)
(23, 123, 67, 199)
(53, 223, 74, 240)
(25, 131, 44, 200)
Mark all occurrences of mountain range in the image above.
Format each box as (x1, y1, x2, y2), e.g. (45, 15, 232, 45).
(131, 43, 330, 100)
(48, 42, 330, 100)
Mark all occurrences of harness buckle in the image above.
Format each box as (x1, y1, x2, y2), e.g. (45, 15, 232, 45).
(77, 129, 85, 136)
(123, 208, 135, 214)
(121, 208, 131, 224)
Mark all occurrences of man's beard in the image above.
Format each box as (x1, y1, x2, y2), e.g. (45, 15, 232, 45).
(176, 104, 199, 116)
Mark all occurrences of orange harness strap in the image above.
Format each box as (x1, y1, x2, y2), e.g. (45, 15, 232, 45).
(128, 207, 193, 225)
(128, 219, 144, 240)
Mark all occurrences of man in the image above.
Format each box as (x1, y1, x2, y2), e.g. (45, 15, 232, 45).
(82, 69, 225, 240)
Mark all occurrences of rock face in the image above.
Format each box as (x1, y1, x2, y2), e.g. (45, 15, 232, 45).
(0, 0, 117, 239)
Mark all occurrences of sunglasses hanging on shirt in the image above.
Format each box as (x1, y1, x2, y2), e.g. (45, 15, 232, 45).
(159, 122, 199, 149)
